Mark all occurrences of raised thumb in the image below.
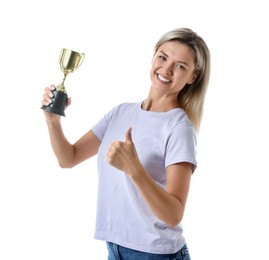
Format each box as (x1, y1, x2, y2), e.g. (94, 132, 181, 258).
(125, 127, 133, 143)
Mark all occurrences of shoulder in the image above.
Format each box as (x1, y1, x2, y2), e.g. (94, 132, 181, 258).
(174, 108, 192, 125)
(164, 108, 195, 134)
(167, 109, 197, 145)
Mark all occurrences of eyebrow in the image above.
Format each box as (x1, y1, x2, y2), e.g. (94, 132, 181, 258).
(159, 50, 191, 68)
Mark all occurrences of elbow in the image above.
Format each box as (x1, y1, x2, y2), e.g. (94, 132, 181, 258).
(57, 148, 81, 168)
(166, 214, 184, 228)
(166, 201, 186, 228)
(58, 161, 75, 169)
(167, 219, 181, 228)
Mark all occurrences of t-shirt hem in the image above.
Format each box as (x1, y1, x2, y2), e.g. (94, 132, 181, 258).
(94, 233, 185, 254)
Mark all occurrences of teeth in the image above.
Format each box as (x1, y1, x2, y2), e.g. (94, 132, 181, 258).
(158, 74, 171, 83)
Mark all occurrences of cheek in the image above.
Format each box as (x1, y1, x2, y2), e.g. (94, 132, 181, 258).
(176, 71, 193, 83)
(150, 63, 158, 79)
(153, 60, 162, 71)
(173, 73, 190, 89)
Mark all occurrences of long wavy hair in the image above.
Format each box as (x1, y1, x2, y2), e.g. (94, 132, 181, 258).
(154, 28, 211, 132)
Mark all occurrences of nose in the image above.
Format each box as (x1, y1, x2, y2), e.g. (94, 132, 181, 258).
(162, 62, 173, 76)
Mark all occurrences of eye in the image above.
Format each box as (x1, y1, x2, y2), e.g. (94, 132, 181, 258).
(176, 63, 185, 70)
(158, 55, 167, 61)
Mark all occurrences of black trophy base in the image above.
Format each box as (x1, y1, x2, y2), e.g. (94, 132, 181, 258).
(41, 90, 67, 116)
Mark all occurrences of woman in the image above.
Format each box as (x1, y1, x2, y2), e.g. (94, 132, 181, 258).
(41, 27, 210, 260)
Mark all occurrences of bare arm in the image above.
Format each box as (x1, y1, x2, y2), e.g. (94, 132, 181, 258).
(47, 122, 100, 168)
(130, 162, 192, 227)
(42, 85, 101, 168)
(107, 128, 192, 227)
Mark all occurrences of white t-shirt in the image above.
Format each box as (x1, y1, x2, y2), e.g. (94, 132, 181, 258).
(91, 102, 197, 254)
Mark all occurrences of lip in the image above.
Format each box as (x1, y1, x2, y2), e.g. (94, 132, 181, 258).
(157, 73, 172, 84)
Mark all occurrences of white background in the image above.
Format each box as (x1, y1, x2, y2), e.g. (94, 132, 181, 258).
(0, 0, 268, 259)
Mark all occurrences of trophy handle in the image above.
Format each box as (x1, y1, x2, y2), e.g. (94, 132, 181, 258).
(77, 53, 85, 68)
(59, 49, 64, 60)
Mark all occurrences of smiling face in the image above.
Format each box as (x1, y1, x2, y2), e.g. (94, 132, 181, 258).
(150, 40, 197, 96)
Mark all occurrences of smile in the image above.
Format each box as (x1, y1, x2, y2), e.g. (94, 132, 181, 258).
(157, 74, 172, 83)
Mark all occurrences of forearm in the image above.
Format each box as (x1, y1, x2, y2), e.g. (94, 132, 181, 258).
(129, 166, 184, 228)
(107, 130, 185, 227)
(46, 120, 75, 168)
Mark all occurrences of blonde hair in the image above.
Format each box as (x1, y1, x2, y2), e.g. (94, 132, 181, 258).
(154, 28, 211, 132)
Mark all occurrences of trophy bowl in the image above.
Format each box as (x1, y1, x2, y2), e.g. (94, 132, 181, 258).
(41, 48, 85, 116)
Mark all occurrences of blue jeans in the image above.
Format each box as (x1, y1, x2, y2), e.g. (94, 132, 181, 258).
(107, 242, 191, 260)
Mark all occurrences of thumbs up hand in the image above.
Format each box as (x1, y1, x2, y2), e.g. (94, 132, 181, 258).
(106, 127, 142, 176)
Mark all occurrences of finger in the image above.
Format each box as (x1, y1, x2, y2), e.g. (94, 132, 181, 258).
(106, 145, 115, 162)
(125, 127, 133, 143)
(41, 99, 50, 106)
(106, 151, 111, 161)
(107, 143, 114, 155)
(42, 93, 52, 106)
(42, 85, 56, 106)
(66, 97, 71, 107)
(45, 85, 55, 95)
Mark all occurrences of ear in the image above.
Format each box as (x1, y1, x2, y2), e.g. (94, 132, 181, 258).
(187, 71, 198, 85)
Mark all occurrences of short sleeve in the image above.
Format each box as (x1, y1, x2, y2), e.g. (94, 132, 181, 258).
(91, 105, 117, 141)
(165, 121, 197, 173)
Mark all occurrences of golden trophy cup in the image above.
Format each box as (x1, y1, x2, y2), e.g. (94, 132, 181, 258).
(41, 48, 85, 116)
